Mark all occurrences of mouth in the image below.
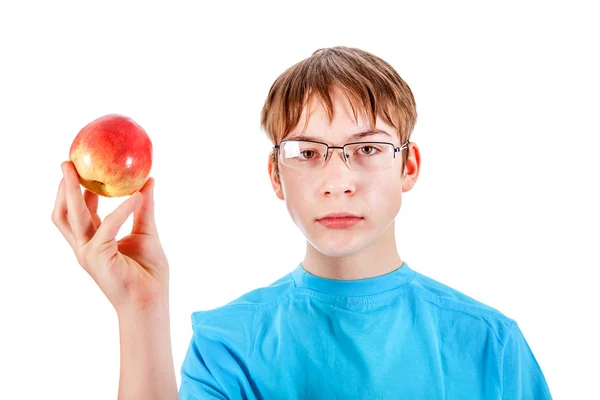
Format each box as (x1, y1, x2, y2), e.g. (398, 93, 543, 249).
(316, 215, 363, 229)
(317, 212, 361, 219)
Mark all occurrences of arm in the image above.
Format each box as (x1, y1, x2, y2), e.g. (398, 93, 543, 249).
(52, 162, 178, 399)
(117, 301, 178, 400)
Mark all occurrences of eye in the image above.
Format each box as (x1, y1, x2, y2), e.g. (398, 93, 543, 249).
(300, 150, 318, 159)
(358, 145, 380, 155)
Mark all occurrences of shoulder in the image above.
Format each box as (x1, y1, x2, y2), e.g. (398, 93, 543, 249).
(190, 272, 295, 328)
(408, 269, 517, 339)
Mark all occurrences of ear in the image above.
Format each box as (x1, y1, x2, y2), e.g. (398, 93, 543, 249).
(268, 152, 285, 200)
(401, 141, 421, 192)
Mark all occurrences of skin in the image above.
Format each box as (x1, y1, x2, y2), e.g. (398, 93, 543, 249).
(268, 86, 421, 280)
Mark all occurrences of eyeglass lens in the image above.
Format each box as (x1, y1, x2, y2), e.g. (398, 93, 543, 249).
(279, 141, 395, 171)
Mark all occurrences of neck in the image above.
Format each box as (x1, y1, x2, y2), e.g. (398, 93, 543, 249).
(302, 221, 402, 280)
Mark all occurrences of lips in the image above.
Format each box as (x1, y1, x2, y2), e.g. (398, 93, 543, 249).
(317, 212, 361, 220)
(316, 213, 363, 229)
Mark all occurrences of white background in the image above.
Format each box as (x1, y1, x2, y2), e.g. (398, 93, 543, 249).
(1, 1, 598, 398)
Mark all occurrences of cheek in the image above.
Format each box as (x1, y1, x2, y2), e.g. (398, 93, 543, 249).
(364, 178, 403, 215)
(281, 175, 315, 223)
(281, 172, 307, 201)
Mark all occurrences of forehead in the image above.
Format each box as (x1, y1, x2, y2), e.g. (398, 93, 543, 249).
(287, 87, 397, 143)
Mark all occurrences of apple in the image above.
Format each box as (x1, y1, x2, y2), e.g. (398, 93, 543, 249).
(69, 114, 153, 197)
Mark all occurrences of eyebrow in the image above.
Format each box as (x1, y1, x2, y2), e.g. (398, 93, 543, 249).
(286, 129, 392, 143)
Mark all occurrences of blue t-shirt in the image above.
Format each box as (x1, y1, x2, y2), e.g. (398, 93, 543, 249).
(179, 261, 551, 399)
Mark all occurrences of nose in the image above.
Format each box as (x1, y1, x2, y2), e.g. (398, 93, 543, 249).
(320, 147, 356, 197)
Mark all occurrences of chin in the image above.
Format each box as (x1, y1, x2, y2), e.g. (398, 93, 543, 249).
(307, 232, 370, 258)
(313, 247, 363, 258)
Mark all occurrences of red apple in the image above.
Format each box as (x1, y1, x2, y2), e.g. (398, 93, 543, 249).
(69, 114, 153, 197)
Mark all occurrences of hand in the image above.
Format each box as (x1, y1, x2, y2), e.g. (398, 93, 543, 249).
(52, 161, 170, 314)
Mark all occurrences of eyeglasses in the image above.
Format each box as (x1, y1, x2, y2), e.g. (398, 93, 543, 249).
(273, 139, 409, 172)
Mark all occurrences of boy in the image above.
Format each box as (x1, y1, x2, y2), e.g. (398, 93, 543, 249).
(52, 47, 552, 399)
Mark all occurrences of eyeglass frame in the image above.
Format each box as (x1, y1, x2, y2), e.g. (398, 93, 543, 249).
(273, 138, 410, 171)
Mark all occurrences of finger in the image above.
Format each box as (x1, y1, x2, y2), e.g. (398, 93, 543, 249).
(132, 177, 158, 236)
(92, 191, 142, 247)
(84, 189, 98, 214)
(84, 189, 102, 229)
(61, 161, 96, 246)
(51, 177, 76, 250)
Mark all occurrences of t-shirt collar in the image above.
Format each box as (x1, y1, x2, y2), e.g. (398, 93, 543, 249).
(291, 261, 415, 296)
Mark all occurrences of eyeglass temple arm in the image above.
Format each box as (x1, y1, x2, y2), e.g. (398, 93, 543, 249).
(395, 139, 410, 152)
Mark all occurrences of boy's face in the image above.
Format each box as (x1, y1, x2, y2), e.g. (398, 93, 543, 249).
(268, 86, 420, 258)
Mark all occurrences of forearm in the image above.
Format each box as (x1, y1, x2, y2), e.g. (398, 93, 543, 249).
(117, 300, 178, 400)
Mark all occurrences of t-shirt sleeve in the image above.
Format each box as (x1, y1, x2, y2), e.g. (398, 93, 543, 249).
(178, 333, 228, 399)
(501, 322, 552, 399)
(178, 317, 255, 400)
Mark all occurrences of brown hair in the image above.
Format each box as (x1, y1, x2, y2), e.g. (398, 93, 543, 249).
(260, 46, 418, 181)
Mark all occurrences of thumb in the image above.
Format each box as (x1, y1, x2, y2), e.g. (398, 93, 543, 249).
(132, 177, 158, 236)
